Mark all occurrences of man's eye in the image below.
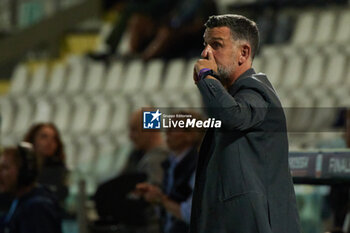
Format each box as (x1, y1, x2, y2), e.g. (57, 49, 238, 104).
(211, 42, 221, 49)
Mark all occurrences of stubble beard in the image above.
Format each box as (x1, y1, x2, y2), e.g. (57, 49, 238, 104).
(217, 65, 234, 87)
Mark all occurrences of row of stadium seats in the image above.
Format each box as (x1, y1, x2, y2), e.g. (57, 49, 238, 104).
(257, 45, 350, 90)
(0, 90, 202, 141)
(8, 47, 350, 99)
(291, 9, 350, 45)
(8, 57, 199, 96)
(2, 42, 350, 145)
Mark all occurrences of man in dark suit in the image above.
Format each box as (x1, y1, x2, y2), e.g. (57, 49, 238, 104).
(190, 14, 301, 233)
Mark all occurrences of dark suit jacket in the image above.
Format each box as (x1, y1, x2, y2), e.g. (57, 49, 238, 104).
(190, 69, 301, 233)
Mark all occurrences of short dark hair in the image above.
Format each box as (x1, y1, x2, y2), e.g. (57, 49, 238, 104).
(205, 14, 259, 59)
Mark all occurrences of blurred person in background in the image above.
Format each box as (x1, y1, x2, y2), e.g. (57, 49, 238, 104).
(0, 143, 62, 233)
(318, 109, 350, 233)
(123, 109, 168, 185)
(136, 111, 204, 233)
(90, 0, 216, 60)
(93, 109, 168, 232)
(23, 123, 69, 207)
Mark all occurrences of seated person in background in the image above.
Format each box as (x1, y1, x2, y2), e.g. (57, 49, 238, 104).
(90, 0, 217, 60)
(128, 0, 217, 60)
(23, 123, 68, 206)
(94, 109, 168, 232)
(124, 109, 168, 185)
(136, 111, 203, 233)
(0, 143, 62, 233)
(318, 109, 350, 233)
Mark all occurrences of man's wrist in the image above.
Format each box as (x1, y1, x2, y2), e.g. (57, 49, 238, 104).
(198, 68, 218, 81)
(198, 68, 211, 78)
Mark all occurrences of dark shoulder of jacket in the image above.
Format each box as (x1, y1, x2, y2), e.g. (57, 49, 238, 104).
(234, 73, 277, 103)
(21, 186, 59, 210)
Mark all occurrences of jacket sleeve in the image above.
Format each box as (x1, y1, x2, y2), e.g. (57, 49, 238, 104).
(196, 78, 268, 131)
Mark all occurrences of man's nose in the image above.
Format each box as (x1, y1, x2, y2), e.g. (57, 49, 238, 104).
(201, 45, 212, 58)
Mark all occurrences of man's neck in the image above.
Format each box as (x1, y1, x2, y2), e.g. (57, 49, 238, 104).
(226, 60, 253, 88)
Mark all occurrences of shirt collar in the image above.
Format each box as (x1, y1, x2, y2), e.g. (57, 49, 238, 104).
(169, 147, 192, 165)
(228, 68, 256, 95)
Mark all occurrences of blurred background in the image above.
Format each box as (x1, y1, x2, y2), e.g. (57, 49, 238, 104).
(0, 0, 350, 232)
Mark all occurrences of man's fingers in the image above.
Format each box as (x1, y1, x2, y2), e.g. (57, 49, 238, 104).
(193, 67, 199, 83)
(207, 50, 214, 61)
(193, 66, 198, 76)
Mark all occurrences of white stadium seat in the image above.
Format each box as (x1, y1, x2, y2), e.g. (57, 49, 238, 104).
(69, 96, 93, 134)
(32, 97, 54, 123)
(292, 11, 316, 44)
(65, 57, 86, 94)
(104, 60, 124, 93)
(0, 97, 15, 134)
(52, 97, 73, 134)
(263, 55, 284, 87)
(162, 59, 186, 91)
(335, 9, 350, 44)
(252, 56, 264, 73)
(129, 93, 152, 111)
(303, 53, 325, 88)
(47, 63, 67, 94)
(84, 61, 106, 93)
(183, 58, 198, 91)
(9, 64, 29, 96)
(89, 96, 113, 135)
(344, 54, 350, 87)
(281, 54, 305, 88)
(148, 92, 171, 108)
(28, 63, 48, 95)
(313, 11, 336, 44)
(323, 53, 347, 88)
(143, 59, 164, 93)
(122, 59, 144, 94)
(109, 97, 130, 134)
(12, 97, 35, 136)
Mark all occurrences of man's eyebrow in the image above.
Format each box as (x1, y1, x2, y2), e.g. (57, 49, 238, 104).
(210, 37, 224, 41)
(203, 37, 224, 45)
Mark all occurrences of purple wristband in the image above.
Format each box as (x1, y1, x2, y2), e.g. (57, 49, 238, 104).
(198, 68, 211, 78)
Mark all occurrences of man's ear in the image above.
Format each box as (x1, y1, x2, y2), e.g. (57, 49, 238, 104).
(238, 44, 251, 66)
